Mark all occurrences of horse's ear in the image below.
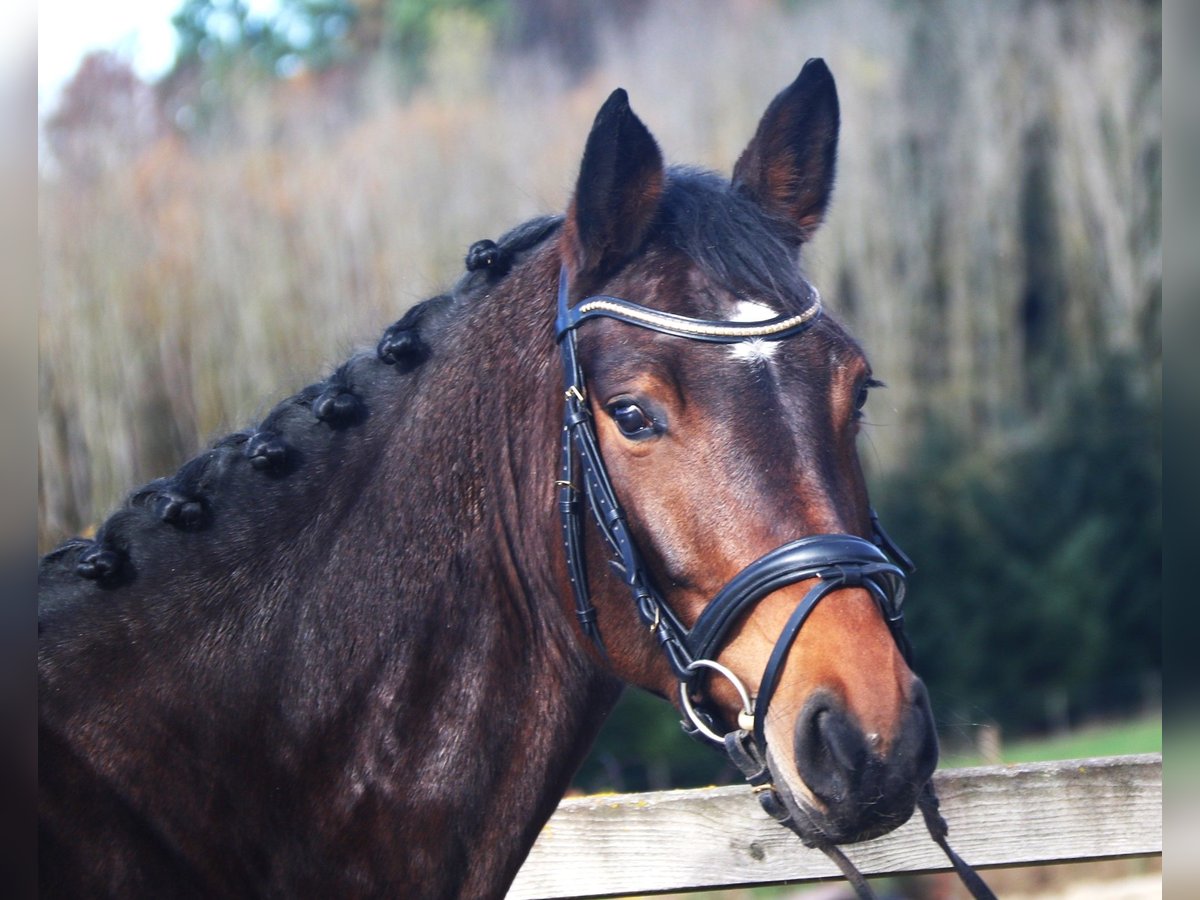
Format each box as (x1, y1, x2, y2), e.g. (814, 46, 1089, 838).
(565, 88, 665, 279)
(733, 59, 840, 243)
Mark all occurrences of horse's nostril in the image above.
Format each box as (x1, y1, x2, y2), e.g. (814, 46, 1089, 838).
(820, 707, 868, 775)
(794, 701, 867, 804)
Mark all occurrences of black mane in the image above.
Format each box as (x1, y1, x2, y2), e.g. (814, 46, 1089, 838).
(38, 214, 566, 615)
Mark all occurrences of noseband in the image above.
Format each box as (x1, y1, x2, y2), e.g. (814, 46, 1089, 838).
(554, 267, 995, 900)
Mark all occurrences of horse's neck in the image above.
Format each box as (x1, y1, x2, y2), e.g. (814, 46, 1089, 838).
(258, 275, 620, 893)
(268, 324, 619, 891)
(41, 263, 624, 895)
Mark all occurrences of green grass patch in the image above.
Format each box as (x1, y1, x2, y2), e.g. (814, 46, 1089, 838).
(941, 712, 1162, 768)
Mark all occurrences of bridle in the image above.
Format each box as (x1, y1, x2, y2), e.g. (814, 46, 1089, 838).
(555, 267, 912, 743)
(553, 260, 916, 767)
(554, 266, 995, 900)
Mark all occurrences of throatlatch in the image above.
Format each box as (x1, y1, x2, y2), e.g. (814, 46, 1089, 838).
(554, 266, 995, 900)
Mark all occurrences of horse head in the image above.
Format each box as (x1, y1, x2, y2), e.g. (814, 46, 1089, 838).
(555, 59, 938, 846)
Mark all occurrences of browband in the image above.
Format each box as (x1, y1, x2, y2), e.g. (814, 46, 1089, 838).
(555, 269, 822, 343)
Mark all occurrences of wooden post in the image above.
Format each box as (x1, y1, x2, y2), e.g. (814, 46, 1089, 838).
(976, 721, 1002, 765)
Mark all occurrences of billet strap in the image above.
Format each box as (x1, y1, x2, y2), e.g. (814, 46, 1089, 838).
(557, 407, 599, 644)
(558, 313, 695, 679)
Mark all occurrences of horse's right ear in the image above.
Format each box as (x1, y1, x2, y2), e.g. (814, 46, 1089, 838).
(564, 89, 665, 281)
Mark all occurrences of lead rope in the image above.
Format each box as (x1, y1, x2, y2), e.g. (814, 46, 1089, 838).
(811, 785, 998, 900)
(818, 844, 882, 900)
(917, 782, 998, 900)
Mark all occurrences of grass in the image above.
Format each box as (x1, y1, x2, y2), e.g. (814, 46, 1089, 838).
(940, 711, 1162, 768)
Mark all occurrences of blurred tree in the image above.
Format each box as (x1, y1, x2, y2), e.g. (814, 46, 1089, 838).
(42, 52, 163, 181)
(162, 0, 507, 135)
(877, 352, 1160, 736)
(502, 0, 649, 78)
(382, 0, 506, 83)
(167, 0, 507, 84)
(163, 1, 654, 105)
(162, 0, 363, 139)
(171, 0, 359, 78)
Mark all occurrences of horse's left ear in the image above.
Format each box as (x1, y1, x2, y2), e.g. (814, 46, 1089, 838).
(733, 59, 840, 243)
(565, 88, 665, 280)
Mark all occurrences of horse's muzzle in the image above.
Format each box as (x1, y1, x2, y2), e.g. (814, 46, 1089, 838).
(788, 681, 939, 844)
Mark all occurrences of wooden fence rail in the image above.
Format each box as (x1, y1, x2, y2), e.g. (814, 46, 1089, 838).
(509, 753, 1162, 899)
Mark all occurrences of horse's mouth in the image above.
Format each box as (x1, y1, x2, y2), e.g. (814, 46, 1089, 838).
(766, 753, 922, 846)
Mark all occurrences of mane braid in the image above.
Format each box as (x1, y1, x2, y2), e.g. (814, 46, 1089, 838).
(456, 215, 564, 291)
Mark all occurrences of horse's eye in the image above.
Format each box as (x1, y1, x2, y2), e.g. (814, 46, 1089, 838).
(855, 385, 870, 411)
(855, 377, 884, 416)
(610, 402, 655, 439)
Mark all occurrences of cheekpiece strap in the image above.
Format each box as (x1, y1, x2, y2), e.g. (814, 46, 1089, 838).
(557, 269, 694, 678)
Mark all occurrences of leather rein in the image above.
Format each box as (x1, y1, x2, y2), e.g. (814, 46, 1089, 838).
(554, 267, 995, 900)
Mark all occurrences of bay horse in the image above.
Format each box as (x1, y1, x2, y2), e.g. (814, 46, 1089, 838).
(39, 61, 992, 899)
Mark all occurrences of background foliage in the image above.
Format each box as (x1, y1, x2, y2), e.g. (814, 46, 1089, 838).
(39, 0, 1160, 790)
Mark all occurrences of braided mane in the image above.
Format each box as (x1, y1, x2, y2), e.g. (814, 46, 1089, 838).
(39, 215, 564, 604)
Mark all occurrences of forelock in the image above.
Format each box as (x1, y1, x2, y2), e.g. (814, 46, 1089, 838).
(656, 167, 810, 311)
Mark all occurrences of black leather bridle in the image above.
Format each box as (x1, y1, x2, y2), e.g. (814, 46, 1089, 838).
(555, 267, 913, 743)
(554, 267, 995, 900)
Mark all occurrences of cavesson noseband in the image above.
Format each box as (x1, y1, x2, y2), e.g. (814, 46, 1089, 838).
(554, 267, 995, 900)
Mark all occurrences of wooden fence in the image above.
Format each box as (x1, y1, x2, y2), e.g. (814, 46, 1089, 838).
(509, 753, 1161, 899)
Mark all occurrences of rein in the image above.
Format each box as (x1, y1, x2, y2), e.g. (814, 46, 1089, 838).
(553, 267, 995, 900)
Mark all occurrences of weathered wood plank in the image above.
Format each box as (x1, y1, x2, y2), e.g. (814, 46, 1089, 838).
(509, 753, 1161, 899)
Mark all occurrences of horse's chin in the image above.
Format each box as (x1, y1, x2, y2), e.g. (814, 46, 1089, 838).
(767, 755, 920, 846)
